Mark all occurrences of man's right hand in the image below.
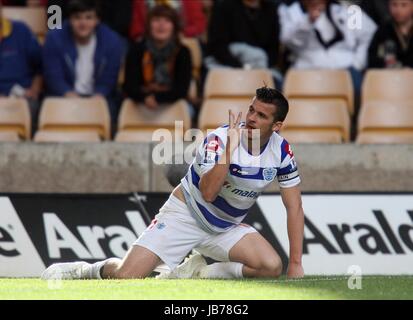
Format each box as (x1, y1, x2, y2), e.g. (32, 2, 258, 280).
(226, 110, 242, 156)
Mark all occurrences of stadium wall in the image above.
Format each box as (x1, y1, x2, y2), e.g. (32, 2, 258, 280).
(1, 143, 412, 193)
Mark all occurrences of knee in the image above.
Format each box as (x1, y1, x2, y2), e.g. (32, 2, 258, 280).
(114, 268, 146, 280)
(260, 257, 283, 278)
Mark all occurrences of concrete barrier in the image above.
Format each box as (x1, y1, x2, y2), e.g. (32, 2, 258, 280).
(0, 142, 412, 193)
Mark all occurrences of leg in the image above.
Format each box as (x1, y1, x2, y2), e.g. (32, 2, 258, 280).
(42, 194, 203, 281)
(192, 225, 282, 279)
(229, 232, 283, 278)
(102, 245, 162, 279)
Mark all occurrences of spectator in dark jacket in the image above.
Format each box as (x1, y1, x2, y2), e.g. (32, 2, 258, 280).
(0, 1, 43, 129)
(129, 0, 207, 41)
(43, 0, 123, 120)
(123, 5, 192, 110)
(368, 0, 413, 68)
(206, 0, 280, 70)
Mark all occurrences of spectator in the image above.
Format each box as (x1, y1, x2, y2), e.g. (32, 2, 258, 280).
(0, 1, 43, 131)
(360, 0, 391, 26)
(129, 0, 207, 41)
(42, 0, 123, 123)
(123, 5, 192, 111)
(368, 0, 413, 69)
(279, 0, 377, 95)
(206, 0, 280, 73)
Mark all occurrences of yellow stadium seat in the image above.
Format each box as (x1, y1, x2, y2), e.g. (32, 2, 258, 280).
(3, 6, 47, 42)
(0, 131, 21, 142)
(281, 99, 350, 143)
(362, 69, 413, 105)
(0, 98, 31, 140)
(37, 97, 111, 140)
(34, 131, 101, 142)
(116, 99, 191, 142)
(284, 69, 354, 115)
(357, 132, 413, 144)
(181, 37, 202, 80)
(281, 130, 342, 144)
(198, 98, 251, 133)
(204, 69, 275, 99)
(115, 130, 174, 143)
(357, 101, 413, 144)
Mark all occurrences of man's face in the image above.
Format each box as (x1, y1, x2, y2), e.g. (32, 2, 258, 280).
(390, 0, 413, 24)
(150, 16, 174, 42)
(69, 10, 99, 40)
(245, 98, 283, 142)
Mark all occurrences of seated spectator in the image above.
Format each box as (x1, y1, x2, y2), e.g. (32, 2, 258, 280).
(123, 5, 192, 111)
(129, 0, 207, 42)
(279, 0, 377, 95)
(206, 0, 280, 74)
(0, 1, 43, 130)
(42, 0, 123, 122)
(368, 0, 413, 69)
(360, 0, 391, 26)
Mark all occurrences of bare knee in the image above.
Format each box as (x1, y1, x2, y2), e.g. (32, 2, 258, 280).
(258, 256, 283, 278)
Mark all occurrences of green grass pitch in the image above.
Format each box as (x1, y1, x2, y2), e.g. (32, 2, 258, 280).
(1, 276, 412, 300)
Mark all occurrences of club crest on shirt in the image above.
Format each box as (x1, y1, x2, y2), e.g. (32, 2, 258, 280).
(262, 167, 277, 181)
(206, 139, 219, 152)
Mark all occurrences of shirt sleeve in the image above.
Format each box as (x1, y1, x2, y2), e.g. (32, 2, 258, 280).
(193, 129, 227, 176)
(277, 139, 301, 188)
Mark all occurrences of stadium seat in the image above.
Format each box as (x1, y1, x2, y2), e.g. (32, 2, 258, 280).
(204, 69, 275, 99)
(181, 37, 202, 80)
(356, 101, 413, 144)
(2, 6, 47, 43)
(115, 99, 191, 142)
(36, 97, 111, 140)
(283, 69, 354, 115)
(198, 98, 251, 133)
(0, 98, 31, 140)
(362, 69, 413, 105)
(281, 130, 342, 144)
(281, 99, 350, 143)
(0, 131, 20, 142)
(34, 131, 101, 143)
(356, 132, 413, 144)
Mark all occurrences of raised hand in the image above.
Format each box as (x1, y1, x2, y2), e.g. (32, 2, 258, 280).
(227, 110, 242, 155)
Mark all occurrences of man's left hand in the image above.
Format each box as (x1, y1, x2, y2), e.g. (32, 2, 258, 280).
(287, 262, 304, 279)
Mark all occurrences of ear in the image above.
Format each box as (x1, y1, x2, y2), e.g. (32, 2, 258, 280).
(272, 121, 283, 133)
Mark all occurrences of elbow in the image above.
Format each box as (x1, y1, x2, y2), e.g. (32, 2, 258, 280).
(200, 187, 217, 203)
(199, 180, 217, 203)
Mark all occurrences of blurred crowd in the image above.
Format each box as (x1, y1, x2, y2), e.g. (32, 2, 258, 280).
(0, 0, 412, 139)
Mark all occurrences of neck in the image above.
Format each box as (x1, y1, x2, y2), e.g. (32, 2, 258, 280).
(153, 39, 170, 49)
(75, 34, 94, 45)
(397, 19, 413, 35)
(246, 134, 271, 155)
(243, 0, 260, 9)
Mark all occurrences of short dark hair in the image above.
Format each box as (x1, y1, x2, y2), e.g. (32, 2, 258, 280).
(144, 5, 182, 43)
(256, 87, 289, 122)
(68, 0, 100, 18)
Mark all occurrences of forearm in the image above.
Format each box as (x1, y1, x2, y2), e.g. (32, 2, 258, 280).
(199, 146, 231, 202)
(287, 206, 304, 264)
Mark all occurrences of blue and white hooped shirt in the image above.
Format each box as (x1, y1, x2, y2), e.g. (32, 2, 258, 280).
(181, 124, 301, 233)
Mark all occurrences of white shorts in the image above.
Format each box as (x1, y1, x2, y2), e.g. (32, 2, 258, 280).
(134, 194, 257, 270)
